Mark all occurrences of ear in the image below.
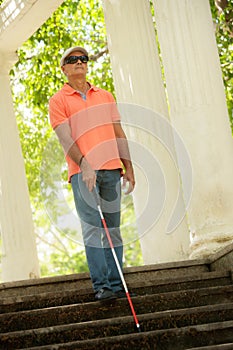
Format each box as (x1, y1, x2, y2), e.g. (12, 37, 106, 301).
(61, 66, 66, 75)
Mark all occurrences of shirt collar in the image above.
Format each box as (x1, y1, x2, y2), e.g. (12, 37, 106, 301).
(62, 82, 99, 95)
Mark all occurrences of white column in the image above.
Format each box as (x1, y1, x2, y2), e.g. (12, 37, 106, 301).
(102, 0, 190, 264)
(0, 52, 40, 282)
(153, 0, 233, 258)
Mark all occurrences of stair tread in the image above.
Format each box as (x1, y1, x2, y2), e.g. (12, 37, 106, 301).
(186, 343, 233, 349)
(0, 270, 231, 316)
(1, 283, 232, 319)
(16, 320, 233, 350)
(0, 283, 232, 319)
(0, 263, 232, 348)
(0, 278, 231, 317)
(1, 302, 233, 337)
(0, 269, 230, 303)
(0, 260, 210, 298)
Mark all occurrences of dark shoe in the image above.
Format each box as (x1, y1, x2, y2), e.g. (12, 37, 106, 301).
(115, 289, 137, 298)
(95, 288, 117, 301)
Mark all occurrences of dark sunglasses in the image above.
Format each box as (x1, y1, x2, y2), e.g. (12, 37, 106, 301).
(64, 55, 89, 65)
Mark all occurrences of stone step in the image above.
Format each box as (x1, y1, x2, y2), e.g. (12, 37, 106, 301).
(0, 249, 232, 349)
(16, 320, 233, 350)
(186, 344, 233, 349)
(0, 270, 231, 314)
(0, 259, 209, 298)
(1, 284, 232, 333)
(1, 303, 233, 349)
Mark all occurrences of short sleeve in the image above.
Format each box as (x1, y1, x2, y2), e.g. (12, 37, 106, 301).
(49, 95, 69, 129)
(106, 91, 121, 122)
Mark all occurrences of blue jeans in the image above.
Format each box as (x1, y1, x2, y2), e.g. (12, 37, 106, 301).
(71, 169, 123, 292)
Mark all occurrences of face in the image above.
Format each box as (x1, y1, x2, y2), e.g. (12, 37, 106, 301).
(62, 51, 88, 79)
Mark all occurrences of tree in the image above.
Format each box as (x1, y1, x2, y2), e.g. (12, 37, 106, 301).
(210, 0, 233, 129)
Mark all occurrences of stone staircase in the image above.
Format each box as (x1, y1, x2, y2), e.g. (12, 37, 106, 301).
(0, 244, 233, 350)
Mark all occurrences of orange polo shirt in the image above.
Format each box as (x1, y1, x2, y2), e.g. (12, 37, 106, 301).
(49, 83, 122, 181)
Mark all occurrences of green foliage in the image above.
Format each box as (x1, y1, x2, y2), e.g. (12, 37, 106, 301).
(210, 0, 233, 128)
(40, 237, 88, 277)
(121, 195, 144, 267)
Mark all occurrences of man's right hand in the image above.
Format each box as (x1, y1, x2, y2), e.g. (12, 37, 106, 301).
(80, 158, 97, 192)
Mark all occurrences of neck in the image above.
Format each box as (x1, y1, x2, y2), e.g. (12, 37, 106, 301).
(68, 78, 89, 93)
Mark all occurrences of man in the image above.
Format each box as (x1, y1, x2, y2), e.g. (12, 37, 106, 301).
(49, 46, 135, 300)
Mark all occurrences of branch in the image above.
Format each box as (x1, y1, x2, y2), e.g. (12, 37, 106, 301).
(36, 228, 71, 256)
(89, 47, 109, 61)
(221, 61, 233, 68)
(215, 0, 228, 12)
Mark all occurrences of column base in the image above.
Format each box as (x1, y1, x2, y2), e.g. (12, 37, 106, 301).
(189, 227, 233, 259)
(1, 249, 40, 283)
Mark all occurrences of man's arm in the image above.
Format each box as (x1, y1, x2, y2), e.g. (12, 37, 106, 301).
(113, 121, 135, 194)
(55, 123, 96, 191)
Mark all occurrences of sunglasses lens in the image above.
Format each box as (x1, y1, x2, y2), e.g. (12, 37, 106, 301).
(69, 56, 79, 64)
(65, 55, 89, 64)
(80, 55, 89, 63)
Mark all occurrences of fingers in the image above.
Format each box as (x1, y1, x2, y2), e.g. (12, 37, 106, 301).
(123, 181, 134, 194)
(122, 172, 135, 194)
(122, 177, 127, 188)
(80, 158, 96, 192)
(85, 172, 96, 192)
(126, 181, 134, 194)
